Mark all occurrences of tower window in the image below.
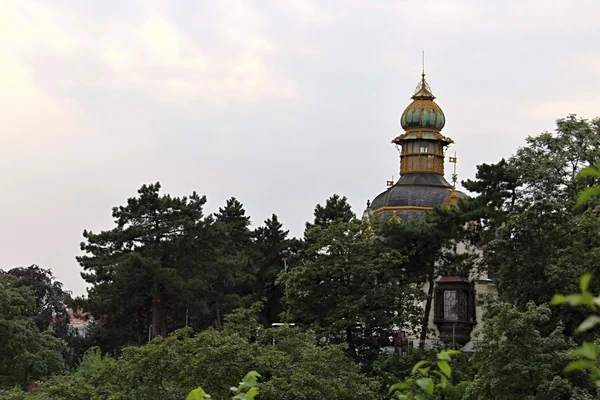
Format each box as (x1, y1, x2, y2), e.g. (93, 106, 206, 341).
(443, 290, 458, 320)
(434, 281, 476, 323)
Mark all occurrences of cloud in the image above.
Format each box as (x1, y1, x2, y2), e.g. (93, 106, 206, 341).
(275, 0, 333, 24)
(95, 5, 297, 108)
(525, 99, 600, 120)
(137, 16, 183, 62)
(0, 1, 79, 53)
(1, 0, 299, 129)
(0, 2, 84, 147)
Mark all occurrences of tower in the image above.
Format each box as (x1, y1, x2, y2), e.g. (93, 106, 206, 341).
(367, 71, 465, 220)
(366, 69, 497, 349)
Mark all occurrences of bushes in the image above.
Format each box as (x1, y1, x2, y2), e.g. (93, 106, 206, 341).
(27, 321, 379, 400)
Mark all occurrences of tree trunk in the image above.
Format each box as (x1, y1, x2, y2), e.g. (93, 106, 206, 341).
(346, 326, 356, 358)
(214, 299, 222, 330)
(151, 280, 166, 338)
(419, 261, 435, 349)
(159, 297, 167, 337)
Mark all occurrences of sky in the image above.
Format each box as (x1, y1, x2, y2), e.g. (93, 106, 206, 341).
(1, 0, 599, 296)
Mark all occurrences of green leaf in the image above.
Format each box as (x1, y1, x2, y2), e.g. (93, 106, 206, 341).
(241, 371, 261, 388)
(550, 294, 567, 305)
(411, 360, 429, 375)
(416, 378, 434, 394)
(245, 387, 259, 400)
(432, 370, 449, 388)
(571, 343, 599, 360)
(440, 373, 449, 389)
(576, 186, 600, 207)
(389, 382, 412, 394)
(437, 360, 451, 378)
(437, 351, 450, 361)
(555, 293, 594, 306)
(576, 163, 600, 180)
(581, 273, 593, 293)
(565, 359, 597, 373)
(186, 387, 211, 400)
(576, 315, 600, 334)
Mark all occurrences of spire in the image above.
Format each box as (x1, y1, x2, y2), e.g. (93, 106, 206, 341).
(412, 72, 435, 100)
(412, 50, 435, 100)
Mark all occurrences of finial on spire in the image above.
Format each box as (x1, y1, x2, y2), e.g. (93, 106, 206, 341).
(412, 51, 434, 100)
(449, 152, 458, 187)
(448, 153, 460, 205)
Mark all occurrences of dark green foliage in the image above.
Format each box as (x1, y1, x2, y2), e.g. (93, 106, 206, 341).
(7, 265, 72, 334)
(251, 214, 290, 325)
(0, 274, 64, 389)
(77, 182, 212, 349)
(205, 197, 255, 329)
(4, 266, 86, 369)
(284, 218, 423, 362)
(304, 194, 355, 233)
(446, 116, 600, 312)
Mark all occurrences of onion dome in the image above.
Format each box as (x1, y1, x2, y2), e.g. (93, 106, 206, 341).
(366, 69, 466, 222)
(399, 73, 446, 132)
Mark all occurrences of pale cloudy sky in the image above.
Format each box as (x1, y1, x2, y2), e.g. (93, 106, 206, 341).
(1, 0, 599, 295)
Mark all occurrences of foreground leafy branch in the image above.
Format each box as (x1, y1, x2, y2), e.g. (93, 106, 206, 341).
(388, 349, 462, 400)
(551, 274, 600, 387)
(186, 371, 260, 400)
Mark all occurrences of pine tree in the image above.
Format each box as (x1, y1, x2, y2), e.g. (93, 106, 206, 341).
(252, 214, 290, 325)
(77, 183, 210, 348)
(305, 194, 355, 234)
(206, 197, 254, 329)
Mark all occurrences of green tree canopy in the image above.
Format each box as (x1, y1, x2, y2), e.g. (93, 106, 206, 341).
(77, 182, 211, 350)
(33, 306, 380, 400)
(466, 301, 594, 399)
(0, 274, 64, 389)
(251, 214, 290, 325)
(304, 194, 355, 233)
(284, 218, 423, 361)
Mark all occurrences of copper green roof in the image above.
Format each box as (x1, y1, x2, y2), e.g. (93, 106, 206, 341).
(399, 73, 446, 132)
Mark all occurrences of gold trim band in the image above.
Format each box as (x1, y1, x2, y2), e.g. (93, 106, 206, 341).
(372, 206, 433, 214)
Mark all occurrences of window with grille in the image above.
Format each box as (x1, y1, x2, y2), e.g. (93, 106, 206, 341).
(434, 283, 476, 323)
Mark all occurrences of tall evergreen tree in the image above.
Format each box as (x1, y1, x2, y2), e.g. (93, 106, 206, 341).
(205, 197, 254, 329)
(305, 194, 355, 233)
(252, 214, 289, 325)
(77, 183, 210, 349)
